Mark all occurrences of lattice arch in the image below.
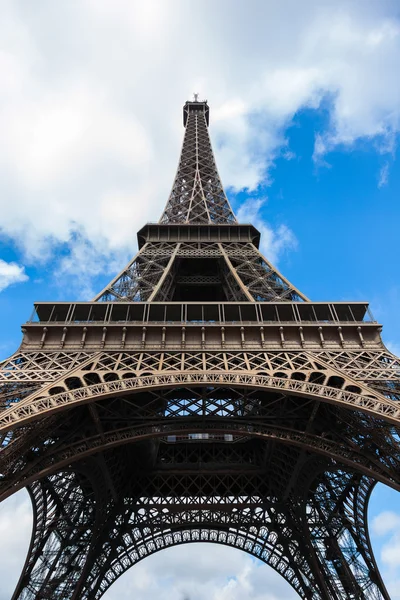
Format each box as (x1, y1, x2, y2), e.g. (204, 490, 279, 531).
(88, 526, 314, 599)
(14, 466, 388, 600)
(2, 383, 400, 502)
(2, 365, 399, 433)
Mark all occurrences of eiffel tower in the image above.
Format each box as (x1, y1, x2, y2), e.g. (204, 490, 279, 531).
(1, 97, 399, 600)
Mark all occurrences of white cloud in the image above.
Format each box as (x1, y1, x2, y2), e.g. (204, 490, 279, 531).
(386, 341, 400, 357)
(0, 259, 28, 292)
(371, 509, 400, 597)
(382, 537, 400, 570)
(237, 197, 297, 264)
(378, 162, 390, 187)
(372, 511, 400, 536)
(0, 490, 32, 600)
(56, 233, 131, 300)
(0, 0, 398, 284)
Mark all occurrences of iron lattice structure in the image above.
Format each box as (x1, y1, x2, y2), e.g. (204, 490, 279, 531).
(1, 99, 399, 600)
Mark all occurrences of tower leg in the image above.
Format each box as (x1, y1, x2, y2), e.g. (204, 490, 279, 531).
(304, 471, 390, 600)
(12, 466, 106, 600)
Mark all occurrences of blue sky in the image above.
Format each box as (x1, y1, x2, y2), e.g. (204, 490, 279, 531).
(0, 0, 400, 598)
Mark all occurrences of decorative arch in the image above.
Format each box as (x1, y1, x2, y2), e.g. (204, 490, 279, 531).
(2, 395, 400, 502)
(87, 525, 313, 599)
(1, 369, 400, 435)
(11, 467, 390, 600)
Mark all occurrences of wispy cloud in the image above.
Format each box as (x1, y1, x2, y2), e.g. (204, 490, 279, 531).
(236, 197, 297, 264)
(386, 341, 400, 357)
(378, 163, 390, 188)
(55, 232, 130, 300)
(372, 511, 400, 569)
(0, 490, 32, 600)
(0, 259, 28, 292)
(371, 509, 400, 597)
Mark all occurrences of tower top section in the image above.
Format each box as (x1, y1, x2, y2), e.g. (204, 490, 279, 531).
(183, 98, 210, 126)
(160, 98, 236, 224)
(93, 98, 308, 303)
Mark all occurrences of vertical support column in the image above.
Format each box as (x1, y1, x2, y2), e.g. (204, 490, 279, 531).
(303, 470, 389, 600)
(12, 465, 107, 600)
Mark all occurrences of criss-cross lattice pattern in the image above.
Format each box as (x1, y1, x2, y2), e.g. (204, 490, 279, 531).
(2, 381, 399, 502)
(93, 243, 176, 302)
(8, 449, 390, 599)
(13, 470, 101, 600)
(93, 240, 308, 302)
(3, 345, 397, 600)
(160, 103, 236, 224)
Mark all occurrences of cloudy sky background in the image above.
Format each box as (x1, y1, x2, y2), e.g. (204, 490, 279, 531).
(1, 0, 400, 597)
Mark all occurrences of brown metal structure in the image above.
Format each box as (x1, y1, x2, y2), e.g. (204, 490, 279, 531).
(1, 98, 399, 599)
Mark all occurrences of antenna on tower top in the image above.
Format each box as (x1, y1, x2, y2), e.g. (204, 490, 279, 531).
(193, 92, 199, 102)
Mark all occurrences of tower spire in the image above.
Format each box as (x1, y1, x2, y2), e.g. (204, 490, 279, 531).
(93, 98, 307, 303)
(159, 99, 237, 224)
